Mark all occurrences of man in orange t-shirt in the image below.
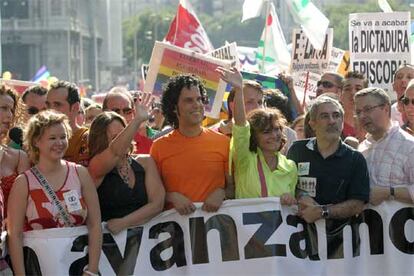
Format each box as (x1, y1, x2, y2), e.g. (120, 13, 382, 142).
(150, 74, 230, 215)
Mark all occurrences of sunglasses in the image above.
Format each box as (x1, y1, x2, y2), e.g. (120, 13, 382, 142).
(110, 107, 134, 115)
(27, 106, 40, 115)
(317, 80, 336, 89)
(401, 97, 414, 106)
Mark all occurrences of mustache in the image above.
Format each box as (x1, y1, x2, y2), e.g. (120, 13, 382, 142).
(326, 125, 340, 132)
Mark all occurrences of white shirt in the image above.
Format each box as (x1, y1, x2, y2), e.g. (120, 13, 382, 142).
(391, 102, 403, 126)
(358, 122, 414, 200)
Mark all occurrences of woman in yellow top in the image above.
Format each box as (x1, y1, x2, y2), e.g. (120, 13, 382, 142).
(217, 67, 297, 204)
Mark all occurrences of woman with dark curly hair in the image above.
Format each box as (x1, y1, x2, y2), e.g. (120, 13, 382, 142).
(217, 67, 297, 203)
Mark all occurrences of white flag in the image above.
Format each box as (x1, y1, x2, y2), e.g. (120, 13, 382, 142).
(378, 0, 393, 12)
(256, 3, 290, 74)
(241, 0, 265, 22)
(285, 0, 329, 50)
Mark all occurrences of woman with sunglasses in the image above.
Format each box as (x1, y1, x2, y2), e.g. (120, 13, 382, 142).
(88, 93, 165, 235)
(400, 80, 414, 135)
(217, 67, 297, 204)
(0, 85, 30, 210)
(8, 110, 102, 275)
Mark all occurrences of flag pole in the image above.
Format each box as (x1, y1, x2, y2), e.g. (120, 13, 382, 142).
(173, 0, 181, 44)
(261, 0, 271, 74)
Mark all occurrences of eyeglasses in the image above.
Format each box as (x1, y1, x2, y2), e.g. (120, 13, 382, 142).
(27, 106, 40, 115)
(110, 108, 133, 115)
(401, 97, 414, 106)
(355, 104, 385, 117)
(317, 80, 337, 89)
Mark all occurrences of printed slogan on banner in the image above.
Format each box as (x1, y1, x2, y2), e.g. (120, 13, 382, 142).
(349, 12, 411, 96)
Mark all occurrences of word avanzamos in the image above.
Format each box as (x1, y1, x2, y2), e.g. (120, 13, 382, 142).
(21, 202, 414, 275)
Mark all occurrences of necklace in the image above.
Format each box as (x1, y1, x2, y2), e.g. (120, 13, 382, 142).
(117, 156, 133, 186)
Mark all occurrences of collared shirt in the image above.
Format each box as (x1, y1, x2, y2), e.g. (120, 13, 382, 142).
(230, 123, 297, 199)
(287, 138, 370, 205)
(391, 102, 404, 126)
(358, 123, 414, 200)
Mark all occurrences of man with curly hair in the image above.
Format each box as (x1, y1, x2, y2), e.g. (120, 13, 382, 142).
(150, 74, 230, 215)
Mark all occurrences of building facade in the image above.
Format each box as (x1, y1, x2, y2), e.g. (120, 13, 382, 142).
(1, 0, 123, 91)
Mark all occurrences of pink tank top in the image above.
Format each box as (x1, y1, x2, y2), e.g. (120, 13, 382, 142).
(24, 162, 87, 231)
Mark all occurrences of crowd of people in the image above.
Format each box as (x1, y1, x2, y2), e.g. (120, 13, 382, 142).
(0, 63, 413, 274)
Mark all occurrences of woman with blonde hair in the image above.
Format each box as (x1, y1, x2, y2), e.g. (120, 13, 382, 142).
(8, 110, 101, 276)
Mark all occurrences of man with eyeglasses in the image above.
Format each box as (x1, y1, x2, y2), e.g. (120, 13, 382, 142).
(22, 85, 47, 117)
(316, 72, 343, 97)
(287, 96, 369, 223)
(102, 87, 158, 154)
(355, 87, 414, 205)
(400, 79, 414, 135)
(47, 81, 89, 166)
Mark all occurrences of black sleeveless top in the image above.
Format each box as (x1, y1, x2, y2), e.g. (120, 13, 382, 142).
(98, 159, 148, 221)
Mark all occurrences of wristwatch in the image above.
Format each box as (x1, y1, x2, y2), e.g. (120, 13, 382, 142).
(321, 205, 329, 219)
(389, 187, 395, 201)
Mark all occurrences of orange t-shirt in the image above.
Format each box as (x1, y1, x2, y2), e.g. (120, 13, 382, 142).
(150, 128, 229, 206)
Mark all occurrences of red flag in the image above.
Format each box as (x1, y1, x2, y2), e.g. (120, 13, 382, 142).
(164, 0, 214, 54)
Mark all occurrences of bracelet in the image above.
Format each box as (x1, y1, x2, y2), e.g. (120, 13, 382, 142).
(83, 266, 99, 276)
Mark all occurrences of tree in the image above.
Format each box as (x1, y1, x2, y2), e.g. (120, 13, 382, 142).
(123, 9, 175, 67)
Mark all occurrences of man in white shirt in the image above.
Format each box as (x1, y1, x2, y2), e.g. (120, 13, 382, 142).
(355, 87, 414, 205)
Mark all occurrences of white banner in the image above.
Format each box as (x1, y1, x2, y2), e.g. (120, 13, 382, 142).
(22, 199, 414, 275)
(349, 12, 411, 96)
(291, 28, 333, 75)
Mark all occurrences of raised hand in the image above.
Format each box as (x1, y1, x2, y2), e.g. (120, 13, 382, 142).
(134, 91, 154, 123)
(278, 72, 294, 89)
(216, 66, 243, 90)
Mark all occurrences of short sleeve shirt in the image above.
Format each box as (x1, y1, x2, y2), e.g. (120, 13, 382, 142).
(287, 138, 370, 205)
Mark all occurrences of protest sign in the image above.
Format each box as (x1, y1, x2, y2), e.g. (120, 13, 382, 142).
(349, 12, 411, 96)
(208, 42, 240, 68)
(292, 71, 321, 103)
(338, 50, 351, 76)
(141, 64, 149, 81)
(144, 42, 232, 118)
(328, 47, 346, 73)
(22, 199, 414, 275)
(291, 28, 333, 75)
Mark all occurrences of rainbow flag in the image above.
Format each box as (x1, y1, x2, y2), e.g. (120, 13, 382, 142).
(31, 65, 50, 83)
